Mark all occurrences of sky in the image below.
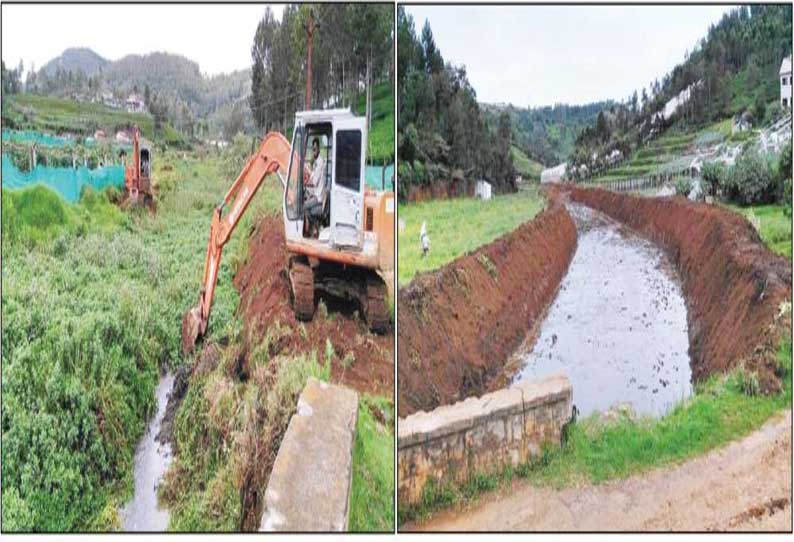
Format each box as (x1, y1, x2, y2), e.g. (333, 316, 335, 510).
(406, 5, 733, 107)
(1, 4, 283, 77)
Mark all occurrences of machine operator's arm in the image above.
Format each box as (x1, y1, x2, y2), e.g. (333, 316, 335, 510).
(182, 132, 295, 353)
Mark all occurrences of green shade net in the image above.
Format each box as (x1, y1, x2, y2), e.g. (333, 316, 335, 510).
(365, 164, 394, 191)
(2, 154, 124, 203)
(1, 129, 97, 148)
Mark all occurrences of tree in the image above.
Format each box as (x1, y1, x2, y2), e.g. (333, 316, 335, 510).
(421, 21, 443, 74)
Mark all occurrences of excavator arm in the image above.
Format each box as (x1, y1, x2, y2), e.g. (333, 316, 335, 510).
(181, 132, 296, 353)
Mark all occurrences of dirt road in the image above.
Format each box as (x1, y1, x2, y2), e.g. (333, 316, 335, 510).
(405, 410, 792, 532)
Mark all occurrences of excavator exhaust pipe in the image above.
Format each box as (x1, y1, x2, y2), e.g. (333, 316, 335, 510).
(181, 306, 204, 354)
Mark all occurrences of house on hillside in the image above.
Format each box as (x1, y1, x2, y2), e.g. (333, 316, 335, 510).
(780, 56, 792, 108)
(541, 163, 567, 184)
(125, 93, 146, 114)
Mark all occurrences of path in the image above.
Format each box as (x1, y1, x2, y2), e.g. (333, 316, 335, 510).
(404, 410, 792, 532)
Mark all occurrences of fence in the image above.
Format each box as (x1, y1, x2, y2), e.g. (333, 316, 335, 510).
(365, 163, 394, 191)
(2, 154, 125, 203)
(581, 168, 698, 193)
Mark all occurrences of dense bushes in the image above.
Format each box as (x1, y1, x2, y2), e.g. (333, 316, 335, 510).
(702, 145, 790, 207)
(1, 151, 254, 530)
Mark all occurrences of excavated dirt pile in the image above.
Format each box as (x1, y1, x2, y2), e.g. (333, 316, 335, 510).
(564, 186, 792, 393)
(397, 200, 577, 417)
(232, 213, 394, 396)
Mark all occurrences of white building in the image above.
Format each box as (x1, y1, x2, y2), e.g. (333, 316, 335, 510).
(475, 180, 492, 200)
(125, 94, 146, 114)
(540, 163, 567, 184)
(780, 56, 792, 108)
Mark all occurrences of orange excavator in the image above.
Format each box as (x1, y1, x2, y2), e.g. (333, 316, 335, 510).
(121, 126, 155, 211)
(181, 109, 394, 353)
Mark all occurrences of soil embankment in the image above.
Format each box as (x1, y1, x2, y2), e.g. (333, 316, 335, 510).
(562, 186, 792, 393)
(397, 198, 578, 417)
(232, 213, 394, 396)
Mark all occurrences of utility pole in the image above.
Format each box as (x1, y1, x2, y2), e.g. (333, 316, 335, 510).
(304, 9, 315, 110)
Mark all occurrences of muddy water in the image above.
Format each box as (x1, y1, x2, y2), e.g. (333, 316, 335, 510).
(513, 204, 692, 418)
(121, 372, 174, 531)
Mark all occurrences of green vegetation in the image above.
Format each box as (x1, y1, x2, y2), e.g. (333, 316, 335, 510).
(397, 7, 516, 199)
(401, 338, 793, 524)
(397, 186, 545, 286)
(355, 81, 395, 163)
(161, 343, 332, 531)
(510, 145, 543, 181)
(1, 140, 275, 531)
(349, 395, 395, 532)
(728, 203, 792, 258)
(3, 94, 187, 148)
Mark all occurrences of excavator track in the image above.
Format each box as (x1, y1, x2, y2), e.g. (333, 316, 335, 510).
(290, 258, 315, 321)
(364, 273, 390, 334)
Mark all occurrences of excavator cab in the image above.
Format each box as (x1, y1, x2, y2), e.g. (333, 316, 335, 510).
(284, 110, 366, 249)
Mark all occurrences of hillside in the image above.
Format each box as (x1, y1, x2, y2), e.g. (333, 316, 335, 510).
(2, 94, 187, 148)
(569, 4, 792, 178)
(483, 101, 609, 167)
(29, 48, 250, 138)
(40, 47, 109, 77)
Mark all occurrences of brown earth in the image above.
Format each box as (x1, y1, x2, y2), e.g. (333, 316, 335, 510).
(405, 180, 473, 203)
(397, 199, 578, 417)
(232, 213, 394, 397)
(404, 410, 793, 532)
(561, 186, 792, 393)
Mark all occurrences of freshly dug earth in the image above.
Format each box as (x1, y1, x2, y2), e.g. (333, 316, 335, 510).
(233, 213, 394, 396)
(562, 186, 792, 393)
(405, 410, 792, 531)
(397, 200, 577, 417)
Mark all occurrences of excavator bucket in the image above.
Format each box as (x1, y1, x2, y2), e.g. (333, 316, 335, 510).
(181, 306, 203, 354)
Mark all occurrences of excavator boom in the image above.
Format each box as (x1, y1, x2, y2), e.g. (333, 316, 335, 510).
(181, 132, 295, 353)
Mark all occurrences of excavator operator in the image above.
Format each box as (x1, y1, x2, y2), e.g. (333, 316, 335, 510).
(304, 136, 327, 236)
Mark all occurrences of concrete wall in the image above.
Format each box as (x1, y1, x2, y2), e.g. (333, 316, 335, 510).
(397, 374, 572, 507)
(260, 378, 359, 532)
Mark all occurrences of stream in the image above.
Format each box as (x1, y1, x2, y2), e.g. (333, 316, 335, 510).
(120, 372, 174, 531)
(513, 204, 692, 418)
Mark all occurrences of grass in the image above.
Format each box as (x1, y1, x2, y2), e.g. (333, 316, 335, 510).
(400, 338, 793, 525)
(727, 203, 792, 258)
(349, 395, 395, 532)
(397, 185, 546, 286)
(355, 81, 395, 164)
(510, 145, 543, 181)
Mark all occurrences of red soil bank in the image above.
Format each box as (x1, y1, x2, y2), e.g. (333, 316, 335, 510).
(397, 200, 578, 417)
(232, 214, 394, 397)
(564, 186, 792, 392)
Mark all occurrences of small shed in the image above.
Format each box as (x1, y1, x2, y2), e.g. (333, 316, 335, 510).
(541, 163, 567, 184)
(475, 180, 492, 200)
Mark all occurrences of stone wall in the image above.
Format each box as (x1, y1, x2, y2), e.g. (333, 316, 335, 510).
(398, 374, 572, 507)
(260, 378, 359, 532)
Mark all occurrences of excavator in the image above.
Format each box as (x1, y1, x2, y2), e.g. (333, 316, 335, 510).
(121, 126, 155, 211)
(181, 108, 394, 354)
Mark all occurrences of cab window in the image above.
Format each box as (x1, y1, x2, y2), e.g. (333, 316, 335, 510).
(335, 130, 361, 191)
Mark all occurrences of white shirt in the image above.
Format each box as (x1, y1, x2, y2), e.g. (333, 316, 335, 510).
(309, 154, 325, 199)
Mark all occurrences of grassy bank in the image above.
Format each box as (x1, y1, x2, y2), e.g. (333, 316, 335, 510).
(401, 338, 792, 524)
(354, 81, 395, 164)
(349, 395, 395, 532)
(510, 145, 543, 181)
(397, 185, 545, 286)
(727, 203, 792, 259)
